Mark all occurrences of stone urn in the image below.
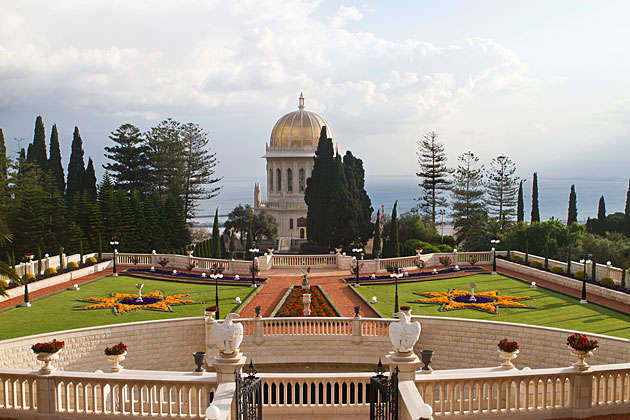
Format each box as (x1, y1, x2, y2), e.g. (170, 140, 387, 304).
(193, 351, 206, 375)
(302, 293, 312, 316)
(107, 352, 127, 373)
(571, 348, 594, 371)
(335, 247, 343, 254)
(498, 349, 519, 370)
(37, 350, 62, 375)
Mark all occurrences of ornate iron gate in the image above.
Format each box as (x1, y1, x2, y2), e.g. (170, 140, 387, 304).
(370, 359, 399, 420)
(235, 361, 262, 420)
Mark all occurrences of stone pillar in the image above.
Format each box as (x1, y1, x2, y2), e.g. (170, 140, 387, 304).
(386, 351, 421, 382)
(352, 316, 362, 345)
(212, 351, 247, 383)
(151, 250, 157, 267)
(571, 372, 593, 417)
(254, 315, 265, 345)
(36, 376, 56, 419)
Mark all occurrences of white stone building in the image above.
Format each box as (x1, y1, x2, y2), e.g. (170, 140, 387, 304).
(254, 93, 335, 250)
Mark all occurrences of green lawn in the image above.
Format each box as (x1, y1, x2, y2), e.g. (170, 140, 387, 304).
(0, 275, 255, 340)
(355, 273, 630, 338)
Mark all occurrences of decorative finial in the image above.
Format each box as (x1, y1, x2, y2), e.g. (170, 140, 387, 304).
(298, 92, 305, 109)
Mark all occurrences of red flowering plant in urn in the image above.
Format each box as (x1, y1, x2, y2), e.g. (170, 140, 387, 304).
(104, 342, 128, 356)
(498, 338, 519, 353)
(32, 339, 65, 354)
(567, 333, 598, 352)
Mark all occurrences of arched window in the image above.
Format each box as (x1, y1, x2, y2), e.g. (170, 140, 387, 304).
(269, 169, 273, 192)
(287, 168, 293, 193)
(276, 168, 282, 192)
(289, 218, 294, 230)
(299, 168, 306, 192)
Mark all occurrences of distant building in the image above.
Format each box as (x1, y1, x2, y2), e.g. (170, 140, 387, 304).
(254, 93, 336, 251)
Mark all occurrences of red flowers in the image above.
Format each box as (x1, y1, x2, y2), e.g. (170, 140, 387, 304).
(567, 333, 599, 352)
(32, 339, 65, 354)
(104, 342, 128, 355)
(206, 305, 219, 312)
(278, 287, 336, 317)
(498, 338, 519, 353)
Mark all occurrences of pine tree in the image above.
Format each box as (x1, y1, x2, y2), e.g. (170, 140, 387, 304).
(416, 131, 452, 224)
(597, 196, 606, 235)
(452, 151, 485, 244)
(624, 178, 630, 237)
(211, 208, 221, 258)
(104, 123, 151, 193)
(531, 172, 540, 223)
(372, 209, 381, 257)
(568, 184, 578, 225)
(145, 119, 186, 197)
(48, 124, 65, 195)
(517, 181, 524, 223)
(83, 158, 98, 201)
(486, 156, 519, 228)
(30, 116, 48, 172)
(66, 127, 86, 202)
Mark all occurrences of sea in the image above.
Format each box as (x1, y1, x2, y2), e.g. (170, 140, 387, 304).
(194, 176, 630, 229)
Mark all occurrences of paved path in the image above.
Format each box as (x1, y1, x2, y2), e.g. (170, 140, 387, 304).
(240, 269, 380, 318)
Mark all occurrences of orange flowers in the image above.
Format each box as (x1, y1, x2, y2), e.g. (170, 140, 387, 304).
(413, 289, 536, 314)
(79, 290, 199, 315)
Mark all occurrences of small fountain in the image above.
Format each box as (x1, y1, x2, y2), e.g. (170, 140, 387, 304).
(468, 282, 477, 302)
(135, 283, 144, 303)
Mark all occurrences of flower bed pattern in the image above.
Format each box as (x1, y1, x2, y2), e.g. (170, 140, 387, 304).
(344, 266, 484, 283)
(277, 286, 338, 317)
(412, 289, 536, 314)
(125, 268, 266, 284)
(78, 290, 200, 315)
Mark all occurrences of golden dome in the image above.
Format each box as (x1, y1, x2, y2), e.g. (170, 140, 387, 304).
(269, 93, 333, 149)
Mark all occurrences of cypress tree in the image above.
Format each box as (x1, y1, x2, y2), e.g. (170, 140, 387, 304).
(372, 209, 381, 258)
(245, 222, 253, 260)
(343, 151, 373, 245)
(568, 184, 577, 225)
(329, 154, 355, 246)
(531, 172, 540, 223)
(220, 233, 227, 259)
(48, 124, 65, 195)
(544, 236, 549, 269)
(624, 179, 630, 237)
(597, 196, 606, 235)
(211, 208, 221, 258)
(517, 180, 524, 222)
(591, 255, 597, 283)
(0, 129, 9, 207)
(66, 127, 86, 202)
(229, 232, 235, 257)
(83, 158, 98, 202)
(30, 116, 48, 172)
(390, 201, 400, 258)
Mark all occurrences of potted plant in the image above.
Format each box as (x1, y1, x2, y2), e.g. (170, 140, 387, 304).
(267, 246, 274, 255)
(32, 339, 65, 374)
(439, 256, 451, 267)
(335, 246, 343, 254)
(400, 305, 412, 316)
(205, 305, 219, 320)
(567, 333, 598, 371)
(104, 342, 128, 372)
(497, 338, 519, 369)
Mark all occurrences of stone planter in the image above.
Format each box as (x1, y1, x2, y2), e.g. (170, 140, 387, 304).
(36, 350, 62, 375)
(106, 351, 127, 373)
(570, 348, 594, 371)
(498, 349, 519, 370)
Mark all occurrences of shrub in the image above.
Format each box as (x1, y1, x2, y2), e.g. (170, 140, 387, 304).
(550, 265, 564, 274)
(600, 277, 615, 286)
(529, 260, 542, 268)
(85, 257, 97, 264)
(438, 256, 452, 267)
(23, 273, 36, 281)
(574, 270, 588, 280)
(44, 267, 57, 276)
(437, 244, 453, 253)
(510, 254, 523, 262)
(67, 261, 79, 270)
(299, 242, 330, 254)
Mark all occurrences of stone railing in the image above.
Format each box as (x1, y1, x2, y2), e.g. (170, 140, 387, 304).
(271, 254, 337, 267)
(236, 317, 391, 337)
(0, 369, 217, 419)
(1, 252, 98, 280)
(416, 363, 630, 418)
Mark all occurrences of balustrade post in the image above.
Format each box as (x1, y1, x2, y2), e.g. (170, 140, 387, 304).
(151, 250, 157, 268)
(352, 317, 363, 345)
(571, 372, 593, 416)
(254, 316, 265, 345)
(36, 375, 56, 418)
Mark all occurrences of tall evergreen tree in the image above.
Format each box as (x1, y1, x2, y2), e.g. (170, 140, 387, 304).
(83, 158, 98, 201)
(452, 151, 485, 244)
(597, 195, 606, 235)
(531, 172, 540, 223)
(145, 119, 186, 197)
(30, 116, 48, 172)
(517, 181, 524, 222)
(211, 208, 221, 258)
(568, 184, 578, 225)
(372, 209, 381, 257)
(104, 123, 151, 193)
(624, 179, 630, 237)
(66, 127, 86, 202)
(416, 131, 452, 224)
(329, 154, 356, 246)
(48, 124, 65, 195)
(0, 129, 9, 207)
(245, 222, 253, 260)
(388, 201, 400, 258)
(342, 151, 373, 245)
(486, 155, 519, 228)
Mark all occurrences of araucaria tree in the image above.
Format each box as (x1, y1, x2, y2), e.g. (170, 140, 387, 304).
(416, 131, 452, 224)
(568, 184, 578, 225)
(531, 172, 540, 223)
(104, 124, 150, 194)
(451, 151, 485, 244)
(486, 155, 519, 228)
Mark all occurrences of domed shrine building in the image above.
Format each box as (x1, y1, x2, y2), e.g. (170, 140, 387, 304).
(254, 93, 335, 251)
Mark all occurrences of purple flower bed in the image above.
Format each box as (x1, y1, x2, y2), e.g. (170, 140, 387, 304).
(498, 255, 630, 295)
(126, 267, 266, 283)
(344, 266, 484, 282)
(6, 259, 108, 290)
(118, 296, 163, 305)
(452, 295, 494, 303)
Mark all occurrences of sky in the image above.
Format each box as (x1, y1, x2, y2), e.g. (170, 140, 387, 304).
(1, 0, 629, 194)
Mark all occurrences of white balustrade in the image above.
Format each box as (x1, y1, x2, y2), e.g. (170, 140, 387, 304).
(591, 364, 630, 407)
(0, 370, 38, 412)
(272, 255, 337, 267)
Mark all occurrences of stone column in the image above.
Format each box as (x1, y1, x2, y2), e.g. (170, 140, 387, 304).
(36, 376, 57, 419)
(254, 315, 265, 345)
(352, 316, 362, 345)
(571, 372, 594, 417)
(212, 351, 247, 383)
